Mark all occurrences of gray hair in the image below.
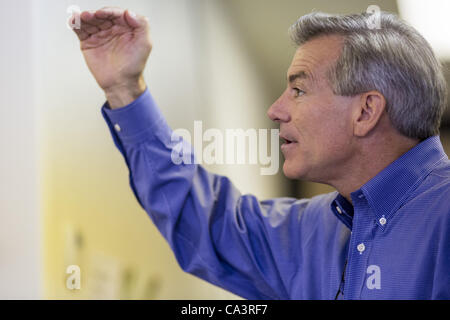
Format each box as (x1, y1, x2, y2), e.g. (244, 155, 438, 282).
(289, 12, 448, 140)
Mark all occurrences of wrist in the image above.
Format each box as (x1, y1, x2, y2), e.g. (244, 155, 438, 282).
(104, 77, 147, 110)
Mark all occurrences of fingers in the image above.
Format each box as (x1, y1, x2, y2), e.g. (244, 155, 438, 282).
(84, 7, 131, 30)
(95, 7, 123, 20)
(73, 27, 89, 41)
(88, 7, 148, 30)
(98, 20, 113, 31)
(70, 14, 89, 41)
(71, 7, 149, 41)
(80, 10, 105, 27)
(71, 8, 118, 39)
(124, 9, 149, 29)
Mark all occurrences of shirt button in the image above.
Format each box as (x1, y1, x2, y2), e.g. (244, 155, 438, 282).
(114, 124, 121, 132)
(379, 217, 387, 226)
(357, 243, 365, 254)
(336, 206, 343, 214)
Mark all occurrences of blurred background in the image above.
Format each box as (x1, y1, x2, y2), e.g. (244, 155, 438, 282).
(0, 0, 449, 299)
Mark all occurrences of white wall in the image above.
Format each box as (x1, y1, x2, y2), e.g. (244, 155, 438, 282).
(0, 0, 42, 299)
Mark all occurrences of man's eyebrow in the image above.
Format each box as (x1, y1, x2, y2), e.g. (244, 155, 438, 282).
(287, 71, 310, 84)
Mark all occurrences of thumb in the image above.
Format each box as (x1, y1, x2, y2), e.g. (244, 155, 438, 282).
(125, 9, 146, 29)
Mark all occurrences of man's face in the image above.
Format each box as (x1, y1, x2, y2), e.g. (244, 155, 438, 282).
(267, 35, 359, 183)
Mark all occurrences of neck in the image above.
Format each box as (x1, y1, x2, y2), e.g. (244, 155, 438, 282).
(331, 134, 420, 204)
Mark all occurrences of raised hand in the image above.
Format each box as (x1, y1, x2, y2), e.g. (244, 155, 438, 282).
(71, 7, 152, 109)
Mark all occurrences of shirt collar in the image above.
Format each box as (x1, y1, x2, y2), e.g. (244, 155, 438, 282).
(332, 136, 448, 229)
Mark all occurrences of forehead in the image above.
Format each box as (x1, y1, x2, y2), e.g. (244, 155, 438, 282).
(287, 35, 344, 81)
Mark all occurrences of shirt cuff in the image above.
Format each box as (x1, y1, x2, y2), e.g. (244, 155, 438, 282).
(101, 88, 163, 144)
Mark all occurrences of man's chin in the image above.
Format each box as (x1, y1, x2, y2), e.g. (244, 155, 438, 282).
(282, 163, 307, 180)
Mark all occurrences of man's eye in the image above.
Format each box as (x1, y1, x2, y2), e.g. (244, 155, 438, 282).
(293, 88, 305, 97)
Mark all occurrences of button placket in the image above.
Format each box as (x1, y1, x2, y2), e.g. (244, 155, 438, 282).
(344, 193, 374, 299)
(357, 243, 366, 254)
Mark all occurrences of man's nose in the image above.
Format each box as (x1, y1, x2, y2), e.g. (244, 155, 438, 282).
(267, 93, 291, 123)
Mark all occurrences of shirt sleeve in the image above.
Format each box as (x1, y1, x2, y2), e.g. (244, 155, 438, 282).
(100, 89, 312, 300)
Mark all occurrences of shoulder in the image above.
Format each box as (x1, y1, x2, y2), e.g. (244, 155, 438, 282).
(410, 158, 450, 219)
(420, 158, 450, 201)
(307, 191, 339, 210)
(256, 191, 339, 229)
(299, 191, 340, 226)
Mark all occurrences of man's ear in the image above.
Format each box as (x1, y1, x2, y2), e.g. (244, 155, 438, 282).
(353, 91, 386, 137)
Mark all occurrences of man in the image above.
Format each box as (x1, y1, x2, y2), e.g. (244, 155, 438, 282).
(72, 8, 450, 299)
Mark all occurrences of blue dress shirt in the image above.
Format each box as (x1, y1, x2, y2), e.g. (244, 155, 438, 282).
(101, 88, 450, 300)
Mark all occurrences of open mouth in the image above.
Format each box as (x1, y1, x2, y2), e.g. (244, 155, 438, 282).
(280, 138, 297, 153)
(281, 137, 296, 145)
